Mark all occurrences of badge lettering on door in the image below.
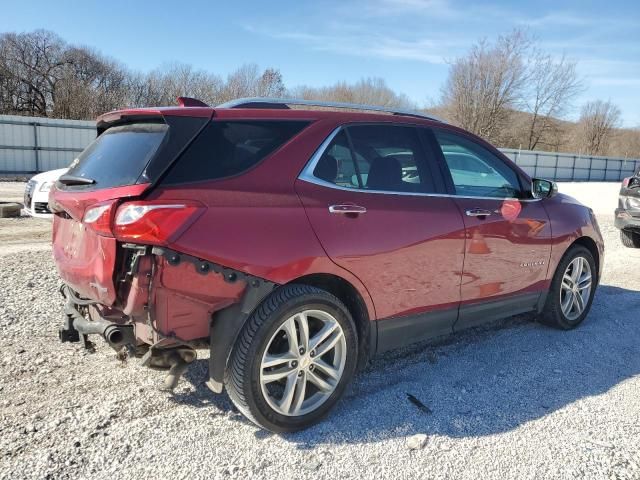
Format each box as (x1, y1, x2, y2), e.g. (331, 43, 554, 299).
(520, 261, 546, 268)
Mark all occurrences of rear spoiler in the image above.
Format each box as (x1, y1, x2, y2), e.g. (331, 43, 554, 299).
(96, 109, 166, 134)
(96, 107, 214, 134)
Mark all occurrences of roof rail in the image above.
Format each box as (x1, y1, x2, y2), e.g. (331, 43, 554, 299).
(216, 97, 441, 122)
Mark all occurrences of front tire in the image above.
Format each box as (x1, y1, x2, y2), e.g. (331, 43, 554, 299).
(540, 245, 597, 329)
(225, 284, 358, 432)
(620, 229, 640, 248)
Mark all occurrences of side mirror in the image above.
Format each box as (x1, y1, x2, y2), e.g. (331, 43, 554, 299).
(531, 178, 558, 199)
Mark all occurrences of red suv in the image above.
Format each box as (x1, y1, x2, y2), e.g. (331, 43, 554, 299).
(50, 98, 604, 432)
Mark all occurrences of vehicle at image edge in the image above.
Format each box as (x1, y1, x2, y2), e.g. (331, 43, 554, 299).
(615, 167, 640, 247)
(24, 168, 68, 217)
(49, 97, 604, 432)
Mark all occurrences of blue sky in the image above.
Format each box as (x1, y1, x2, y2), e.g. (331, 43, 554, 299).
(1, 0, 639, 126)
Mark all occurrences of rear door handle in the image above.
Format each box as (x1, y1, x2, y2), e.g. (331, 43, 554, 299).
(465, 208, 492, 217)
(329, 204, 367, 215)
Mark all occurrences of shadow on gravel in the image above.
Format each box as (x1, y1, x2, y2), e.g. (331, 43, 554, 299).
(171, 285, 640, 445)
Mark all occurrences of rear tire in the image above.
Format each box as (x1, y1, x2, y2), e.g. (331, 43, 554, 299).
(540, 245, 597, 330)
(620, 229, 640, 248)
(225, 284, 358, 432)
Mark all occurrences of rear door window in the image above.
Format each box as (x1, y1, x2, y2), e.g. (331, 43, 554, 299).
(63, 123, 168, 189)
(162, 121, 309, 184)
(312, 124, 436, 193)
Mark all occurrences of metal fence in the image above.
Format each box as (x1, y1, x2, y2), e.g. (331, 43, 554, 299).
(500, 148, 640, 182)
(0, 114, 95, 174)
(1, 114, 639, 181)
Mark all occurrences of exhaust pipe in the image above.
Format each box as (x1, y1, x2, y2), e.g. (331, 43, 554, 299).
(60, 291, 196, 390)
(163, 350, 195, 391)
(62, 305, 135, 350)
(140, 346, 197, 391)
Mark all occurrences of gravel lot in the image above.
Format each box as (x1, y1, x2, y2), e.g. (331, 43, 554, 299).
(1, 182, 639, 479)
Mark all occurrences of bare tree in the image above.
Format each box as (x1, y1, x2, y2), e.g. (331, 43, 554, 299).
(0, 30, 132, 119)
(218, 64, 286, 101)
(257, 68, 286, 98)
(290, 77, 413, 109)
(577, 100, 621, 155)
(440, 29, 530, 144)
(53, 47, 130, 119)
(127, 63, 224, 107)
(0, 30, 70, 116)
(522, 53, 582, 150)
(611, 128, 640, 160)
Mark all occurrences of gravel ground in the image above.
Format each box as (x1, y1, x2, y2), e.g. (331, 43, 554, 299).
(0, 182, 52, 256)
(1, 183, 639, 479)
(0, 181, 25, 204)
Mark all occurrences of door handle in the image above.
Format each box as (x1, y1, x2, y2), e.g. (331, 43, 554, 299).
(465, 208, 493, 217)
(329, 204, 367, 215)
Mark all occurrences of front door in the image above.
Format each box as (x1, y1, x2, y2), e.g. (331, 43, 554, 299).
(296, 124, 466, 350)
(430, 128, 552, 330)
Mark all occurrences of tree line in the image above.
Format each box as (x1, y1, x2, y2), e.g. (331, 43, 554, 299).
(1, 29, 637, 158)
(438, 29, 635, 158)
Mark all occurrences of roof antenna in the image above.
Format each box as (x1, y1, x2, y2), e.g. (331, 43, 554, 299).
(177, 97, 209, 108)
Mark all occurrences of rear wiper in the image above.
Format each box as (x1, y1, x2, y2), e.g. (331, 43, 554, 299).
(58, 174, 96, 186)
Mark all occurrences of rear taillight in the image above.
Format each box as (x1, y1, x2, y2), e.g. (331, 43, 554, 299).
(113, 201, 204, 245)
(622, 177, 631, 187)
(83, 201, 116, 236)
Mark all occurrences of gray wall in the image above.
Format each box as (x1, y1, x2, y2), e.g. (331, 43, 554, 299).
(501, 148, 640, 182)
(1, 114, 639, 181)
(0, 114, 95, 174)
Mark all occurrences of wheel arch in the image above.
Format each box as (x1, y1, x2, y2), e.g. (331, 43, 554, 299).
(287, 273, 375, 370)
(570, 236, 601, 282)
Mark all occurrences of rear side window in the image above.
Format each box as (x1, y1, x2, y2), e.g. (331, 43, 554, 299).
(162, 121, 309, 184)
(63, 123, 168, 189)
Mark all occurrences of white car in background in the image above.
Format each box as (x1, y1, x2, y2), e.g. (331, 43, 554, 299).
(23, 168, 68, 218)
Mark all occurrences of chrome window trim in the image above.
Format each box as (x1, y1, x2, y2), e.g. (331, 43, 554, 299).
(298, 126, 541, 203)
(299, 126, 344, 181)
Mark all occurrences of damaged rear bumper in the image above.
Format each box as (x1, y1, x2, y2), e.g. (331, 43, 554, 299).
(57, 246, 278, 392)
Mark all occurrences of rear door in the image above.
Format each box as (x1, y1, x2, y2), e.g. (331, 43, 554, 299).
(429, 128, 552, 330)
(296, 124, 466, 351)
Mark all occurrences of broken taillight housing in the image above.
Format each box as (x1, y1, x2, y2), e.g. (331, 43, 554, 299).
(82, 200, 204, 245)
(82, 201, 116, 236)
(113, 201, 204, 245)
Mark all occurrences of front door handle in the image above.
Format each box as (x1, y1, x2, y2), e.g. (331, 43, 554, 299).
(329, 204, 367, 215)
(465, 208, 492, 217)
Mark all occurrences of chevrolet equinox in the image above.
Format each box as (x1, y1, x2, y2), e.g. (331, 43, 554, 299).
(50, 97, 604, 432)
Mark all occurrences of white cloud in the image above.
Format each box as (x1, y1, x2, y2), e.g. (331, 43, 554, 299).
(243, 25, 454, 64)
(366, 0, 459, 18)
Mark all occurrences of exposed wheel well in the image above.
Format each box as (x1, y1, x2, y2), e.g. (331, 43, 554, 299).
(288, 274, 372, 369)
(571, 236, 600, 280)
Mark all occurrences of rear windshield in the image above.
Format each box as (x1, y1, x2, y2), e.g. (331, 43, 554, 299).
(161, 120, 309, 184)
(63, 123, 168, 189)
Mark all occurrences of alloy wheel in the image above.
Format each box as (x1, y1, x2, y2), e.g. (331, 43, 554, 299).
(259, 309, 347, 417)
(559, 256, 592, 321)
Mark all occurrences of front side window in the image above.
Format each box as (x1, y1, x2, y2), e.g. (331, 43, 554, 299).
(433, 130, 522, 198)
(312, 125, 434, 193)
